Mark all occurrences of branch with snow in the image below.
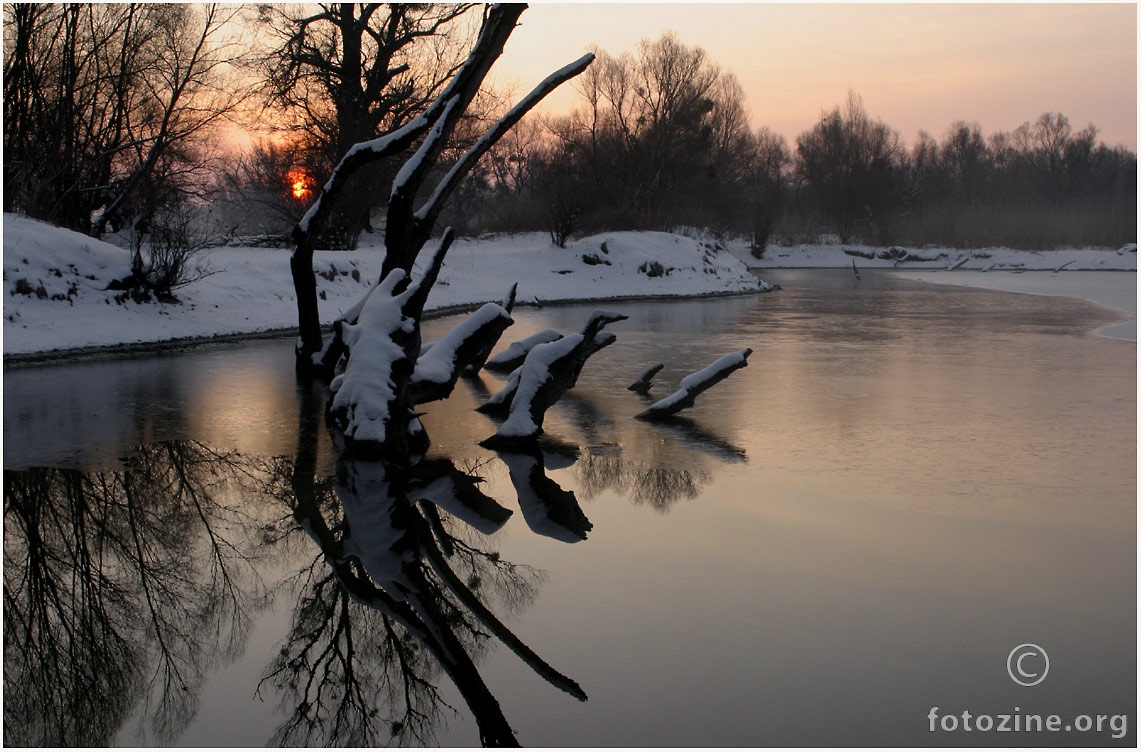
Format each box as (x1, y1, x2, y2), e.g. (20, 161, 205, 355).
(635, 349, 753, 421)
(482, 333, 623, 447)
(485, 328, 563, 373)
(478, 309, 627, 432)
(409, 302, 513, 405)
(462, 284, 519, 375)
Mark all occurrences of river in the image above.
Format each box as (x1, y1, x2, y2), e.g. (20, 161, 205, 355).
(4, 270, 1135, 746)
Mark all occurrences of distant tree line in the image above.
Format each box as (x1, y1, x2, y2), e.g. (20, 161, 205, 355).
(446, 43, 1136, 250)
(4, 5, 1135, 252)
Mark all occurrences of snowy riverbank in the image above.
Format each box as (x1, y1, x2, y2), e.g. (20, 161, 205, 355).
(4, 214, 1135, 359)
(2, 215, 767, 358)
(732, 242, 1137, 272)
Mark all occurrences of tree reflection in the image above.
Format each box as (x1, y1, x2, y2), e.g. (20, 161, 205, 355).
(3, 442, 270, 746)
(639, 415, 748, 464)
(5, 361, 736, 746)
(497, 447, 593, 541)
(574, 453, 710, 512)
(259, 386, 586, 746)
(265, 449, 586, 746)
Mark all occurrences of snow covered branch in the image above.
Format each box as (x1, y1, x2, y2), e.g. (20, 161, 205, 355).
(485, 329, 563, 373)
(409, 302, 514, 405)
(412, 52, 596, 233)
(481, 310, 626, 446)
(635, 349, 753, 421)
(462, 284, 518, 376)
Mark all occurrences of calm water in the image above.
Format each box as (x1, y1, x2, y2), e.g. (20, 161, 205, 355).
(4, 270, 1135, 746)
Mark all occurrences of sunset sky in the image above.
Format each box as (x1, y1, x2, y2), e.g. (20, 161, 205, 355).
(490, 3, 1137, 150)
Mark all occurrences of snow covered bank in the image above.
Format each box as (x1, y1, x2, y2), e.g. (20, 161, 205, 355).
(892, 270, 1137, 341)
(733, 243, 1137, 272)
(2, 215, 767, 358)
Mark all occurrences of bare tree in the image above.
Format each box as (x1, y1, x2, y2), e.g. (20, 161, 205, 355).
(3, 4, 247, 236)
(258, 3, 478, 248)
(744, 126, 790, 254)
(795, 91, 902, 242)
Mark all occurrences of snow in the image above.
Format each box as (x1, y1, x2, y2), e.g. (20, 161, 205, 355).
(4, 214, 1133, 357)
(642, 349, 751, 416)
(3, 217, 767, 357)
(327, 270, 410, 443)
(485, 328, 563, 370)
(733, 242, 1137, 272)
(679, 350, 750, 391)
(412, 302, 511, 385)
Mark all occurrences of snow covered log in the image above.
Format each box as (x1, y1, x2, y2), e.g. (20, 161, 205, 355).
(326, 232, 456, 457)
(627, 362, 664, 394)
(477, 364, 523, 417)
(479, 309, 627, 418)
(635, 349, 753, 421)
(484, 328, 563, 373)
(480, 331, 617, 447)
(461, 284, 519, 376)
(409, 302, 514, 404)
(479, 310, 626, 444)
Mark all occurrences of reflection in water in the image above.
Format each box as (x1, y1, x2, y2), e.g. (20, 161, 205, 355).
(575, 454, 709, 512)
(258, 391, 590, 746)
(640, 415, 748, 464)
(3, 442, 270, 746)
(498, 448, 594, 542)
(2, 368, 717, 746)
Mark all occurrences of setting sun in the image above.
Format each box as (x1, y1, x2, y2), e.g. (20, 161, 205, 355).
(288, 168, 312, 200)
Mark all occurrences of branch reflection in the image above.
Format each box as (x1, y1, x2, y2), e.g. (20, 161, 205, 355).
(260, 392, 586, 746)
(3, 442, 270, 746)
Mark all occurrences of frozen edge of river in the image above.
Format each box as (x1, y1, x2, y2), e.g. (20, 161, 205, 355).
(890, 270, 1138, 341)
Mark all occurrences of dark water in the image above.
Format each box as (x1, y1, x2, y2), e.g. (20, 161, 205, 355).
(4, 270, 1135, 746)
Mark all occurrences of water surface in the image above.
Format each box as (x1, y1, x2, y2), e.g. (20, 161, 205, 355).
(4, 270, 1135, 746)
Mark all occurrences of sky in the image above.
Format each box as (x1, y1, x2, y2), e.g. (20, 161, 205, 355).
(489, 3, 1138, 151)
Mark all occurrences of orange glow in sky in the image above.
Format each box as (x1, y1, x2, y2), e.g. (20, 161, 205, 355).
(288, 169, 311, 200)
(491, 3, 1137, 150)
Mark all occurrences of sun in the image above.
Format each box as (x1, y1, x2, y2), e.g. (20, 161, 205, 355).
(287, 168, 312, 200)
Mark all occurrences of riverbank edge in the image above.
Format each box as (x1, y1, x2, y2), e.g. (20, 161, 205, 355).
(886, 269, 1138, 342)
(2, 287, 770, 369)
